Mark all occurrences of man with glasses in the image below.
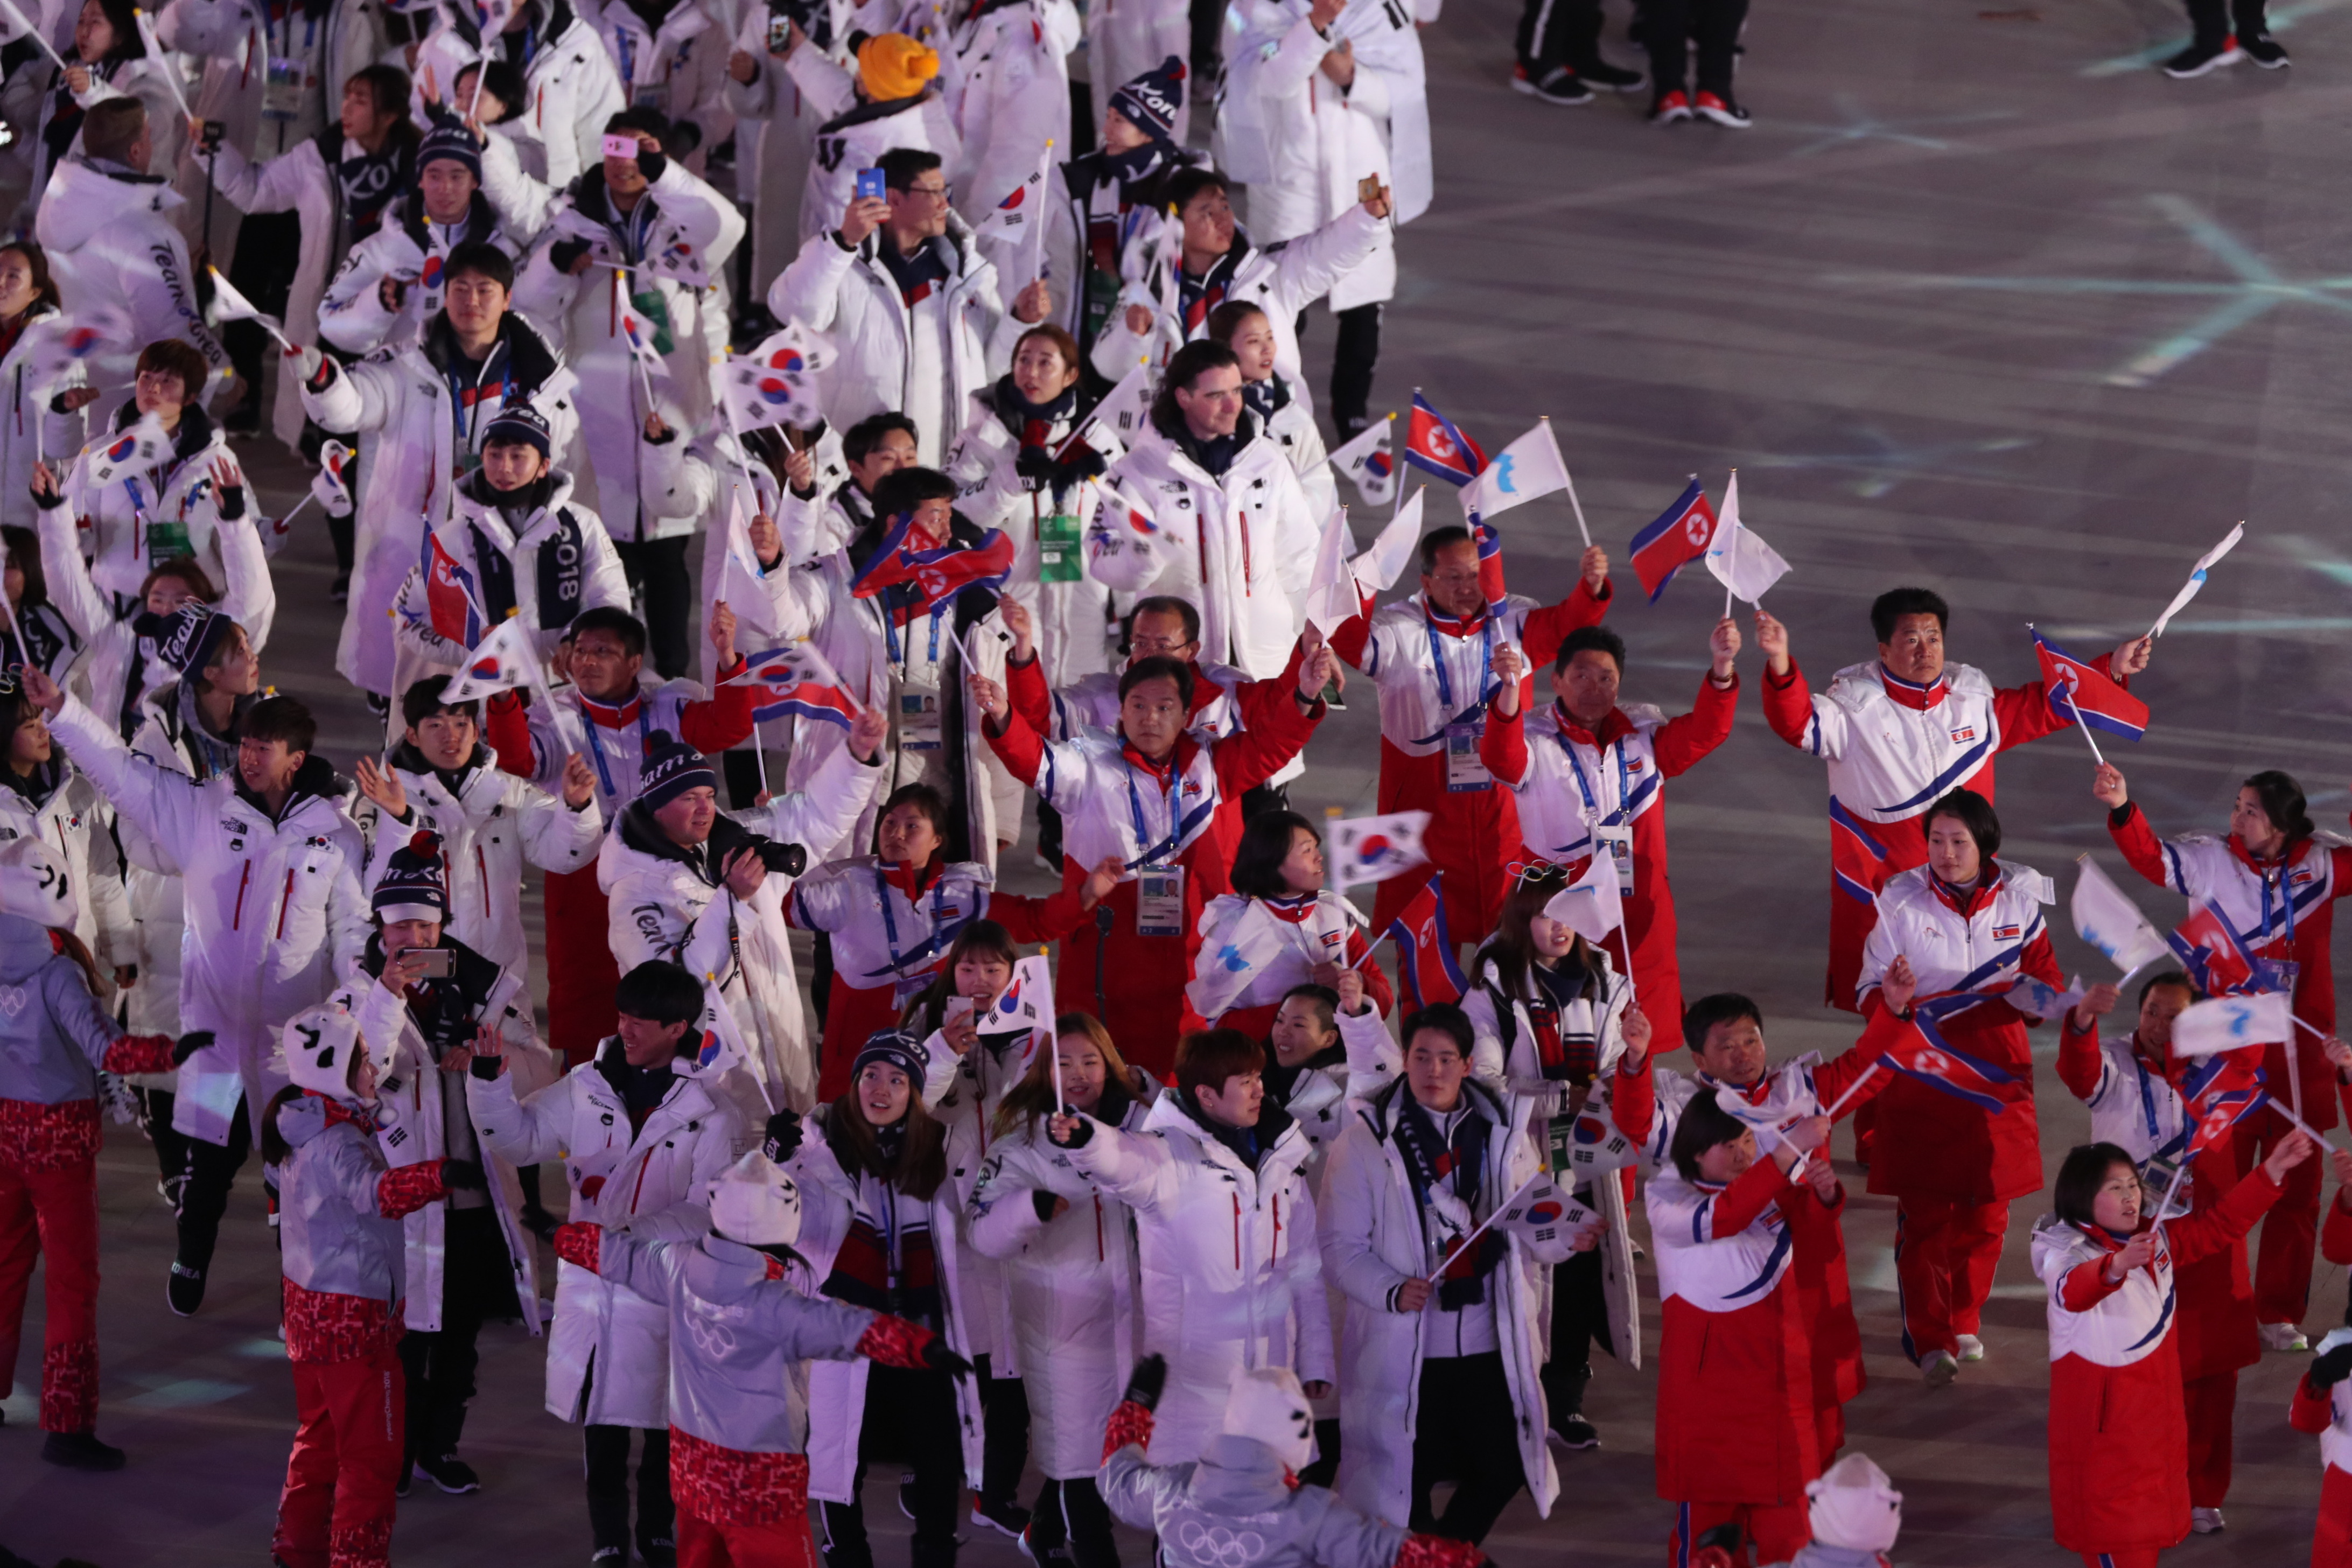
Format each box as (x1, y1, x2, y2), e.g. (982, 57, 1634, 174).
(1321, 527, 1613, 956)
(771, 146, 1052, 465)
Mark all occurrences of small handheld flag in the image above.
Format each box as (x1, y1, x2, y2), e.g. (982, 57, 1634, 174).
(1384, 874, 1467, 1009)
(2071, 854, 2170, 976)
(1701, 472, 1789, 613)
(2167, 901, 2287, 998)
(131, 10, 193, 119)
(684, 979, 753, 1084)
(2172, 992, 2293, 1058)
(849, 516, 1015, 615)
(1403, 391, 1485, 486)
(205, 265, 293, 350)
(1351, 486, 1424, 597)
(1184, 904, 1292, 1022)
(1328, 811, 1431, 891)
(1627, 478, 1717, 604)
(1328, 415, 1397, 506)
(2032, 627, 2148, 759)
(1489, 1175, 1592, 1243)
(1457, 420, 1571, 523)
(441, 617, 538, 702)
(81, 412, 170, 489)
(2150, 522, 2244, 638)
(723, 328, 831, 433)
(1542, 851, 1624, 946)
(1879, 1012, 2026, 1113)
(1061, 358, 1155, 459)
(311, 439, 355, 519)
(727, 641, 864, 727)
(1302, 505, 1358, 641)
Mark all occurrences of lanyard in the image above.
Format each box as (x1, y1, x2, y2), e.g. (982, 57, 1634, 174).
(871, 865, 956, 977)
(2129, 1048, 2162, 1145)
(1124, 758, 1189, 869)
(446, 347, 508, 451)
(613, 24, 636, 87)
(581, 700, 651, 800)
(2259, 861, 2299, 947)
(880, 598, 947, 669)
(1559, 729, 1634, 828)
(1423, 611, 1495, 718)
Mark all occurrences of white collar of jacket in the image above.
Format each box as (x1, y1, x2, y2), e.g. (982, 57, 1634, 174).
(445, 466, 581, 555)
(1360, 1071, 1505, 1143)
(1137, 1081, 1311, 1180)
(855, 211, 985, 278)
(1822, 656, 1995, 713)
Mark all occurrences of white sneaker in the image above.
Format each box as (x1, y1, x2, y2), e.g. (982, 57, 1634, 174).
(1956, 1333, 1985, 1362)
(2260, 1321, 2311, 1352)
(1921, 1350, 1959, 1389)
(2192, 1507, 2226, 1534)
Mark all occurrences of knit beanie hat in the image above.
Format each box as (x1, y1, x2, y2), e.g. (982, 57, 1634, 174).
(1806, 1453, 1902, 1553)
(710, 1149, 804, 1247)
(0, 836, 79, 933)
(156, 601, 236, 677)
(1222, 1367, 1313, 1472)
(481, 400, 552, 458)
(373, 831, 451, 924)
(639, 731, 717, 814)
(416, 120, 484, 182)
(857, 33, 938, 102)
(1109, 55, 1185, 141)
(850, 1029, 927, 1089)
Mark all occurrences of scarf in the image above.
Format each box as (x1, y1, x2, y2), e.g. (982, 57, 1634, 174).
(1394, 1091, 1486, 1236)
(1241, 374, 1290, 425)
(1527, 958, 1602, 1084)
(465, 480, 588, 628)
(174, 677, 243, 781)
(319, 127, 412, 240)
(596, 1042, 676, 1132)
(1165, 409, 1255, 478)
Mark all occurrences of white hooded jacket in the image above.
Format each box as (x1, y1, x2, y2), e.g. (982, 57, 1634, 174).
(33, 158, 229, 408)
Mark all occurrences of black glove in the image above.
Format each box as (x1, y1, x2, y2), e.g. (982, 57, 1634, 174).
(1031, 1189, 1060, 1223)
(1013, 445, 1056, 486)
(762, 1107, 804, 1164)
(29, 472, 62, 508)
(923, 1337, 974, 1379)
(2312, 1341, 2352, 1390)
(1047, 1111, 1092, 1149)
(470, 1053, 506, 1081)
(1051, 444, 1107, 491)
(216, 483, 245, 521)
(664, 118, 701, 158)
(440, 1158, 489, 1192)
(634, 144, 668, 185)
(549, 236, 593, 274)
(1121, 1352, 1167, 1412)
(171, 1030, 216, 1066)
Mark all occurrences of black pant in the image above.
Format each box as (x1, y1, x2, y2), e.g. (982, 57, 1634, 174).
(176, 1096, 250, 1276)
(1546, 1242, 1610, 1418)
(1517, 0, 1605, 72)
(397, 1206, 516, 1464)
(1328, 304, 1383, 439)
(1027, 1476, 1118, 1568)
(584, 1422, 674, 1552)
(818, 1363, 963, 1568)
(136, 1085, 186, 1188)
(2186, 0, 2269, 45)
(614, 535, 694, 679)
(1642, 0, 1747, 96)
(1407, 1353, 1525, 1544)
(976, 1355, 1030, 1509)
(1298, 1417, 1341, 1489)
(222, 209, 302, 405)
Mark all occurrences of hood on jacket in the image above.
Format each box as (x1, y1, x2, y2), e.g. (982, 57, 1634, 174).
(234, 751, 346, 826)
(1361, 1071, 1505, 1143)
(37, 157, 182, 253)
(274, 1089, 331, 1150)
(0, 909, 65, 984)
(451, 464, 576, 533)
(1144, 1079, 1299, 1171)
(1184, 1432, 1303, 1513)
(615, 799, 767, 884)
(0, 753, 68, 813)
(684, 1230, 812, 1303)
(422, 307, 561, 393)
(2028, 1208, 2115, 1280)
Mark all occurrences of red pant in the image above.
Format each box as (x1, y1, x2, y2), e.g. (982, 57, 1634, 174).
(2317, 1463, 2352, 1567)
(275, 1345, 405, 1568)
(547, 865, 620, 1067)
(0, 1104, 101, 1432)
(681, 1514, 820, 1568)
(2185, 1369, 2237, 1508)
(1668, 1500, 1807, 1565)
(2238, 1109, 2325, 1325)
(1894, 1196, 2007, 1363)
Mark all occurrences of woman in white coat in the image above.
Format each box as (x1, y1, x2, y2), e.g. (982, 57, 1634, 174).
(965, 1013, 1154, 1568)
(1320, 1003, 1586, 1537)
(785, 1032, 985, 1568)
(0, 681, 132, 977)
(463, 958, 744, 1564)
(1460, 864, 1650, 1395)
(1185, 810, 1395, 1040)
(0, 243, 89, 540)
(942, 322, 1116, 691)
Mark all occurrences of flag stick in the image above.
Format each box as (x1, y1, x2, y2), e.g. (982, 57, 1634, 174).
(206, 268, 295, 352)
(1818, 1059, 1882, 1122)
(2060, 687, 2107, 768)
(1028, 138, 1054, 286)
(633, 352, 660, 421)
(1544, 418, 1592, 548)
(2, 0, 67, 70)
(1415, 1172, 1542, 1306)
(131, 11, 193, 121)
(2151, 1151, 2194, 1241)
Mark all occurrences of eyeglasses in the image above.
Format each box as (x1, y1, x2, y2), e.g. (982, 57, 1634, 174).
(902, 183, 951, 203)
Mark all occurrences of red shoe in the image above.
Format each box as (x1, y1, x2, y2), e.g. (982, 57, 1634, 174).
(1649, 89, 1692, 123)
(1693, 90, 1752, 127)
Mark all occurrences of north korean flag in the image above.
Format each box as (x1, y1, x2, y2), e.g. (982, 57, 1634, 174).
(1628, 478, 1718, 604)
(1879, 1012, 2027, 1114)
(1404, 392, 1486, 486)
(850, 515, 1016, 617)
(2033, 628, 2148, 742)
(1384, 873, 1468, 1009)
(2168, 900, 2281, 997)
(2182, 1049, 2267, 1157)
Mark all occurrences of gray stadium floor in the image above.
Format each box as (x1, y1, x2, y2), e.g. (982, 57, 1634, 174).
(10, 0, 2352, 1559)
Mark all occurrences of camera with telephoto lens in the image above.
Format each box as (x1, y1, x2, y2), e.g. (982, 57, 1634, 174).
(753, 839, 808, 878)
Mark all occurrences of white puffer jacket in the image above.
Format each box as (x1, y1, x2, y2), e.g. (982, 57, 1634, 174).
(0, 303, 86, 537)
(57, 401, 238, 606)
(317, 193, 521, 360)
(412, 0, 626, 192)
(584, 0, 736, 176)
(942, 0, 1078, 279)
(33, 157, 229, 408)
(467, 1044, 746, 1426)
(0, 755, 132, 967)
(390, 466, 631, 676)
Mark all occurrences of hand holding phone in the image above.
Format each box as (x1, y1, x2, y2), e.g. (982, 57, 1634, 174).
(856, 167, 887, 203)
(603, 132, 644, 162)
(400, 946, 458, 979)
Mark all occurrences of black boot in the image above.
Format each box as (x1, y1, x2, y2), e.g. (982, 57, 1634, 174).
(1549, 1364, 1598, 1450)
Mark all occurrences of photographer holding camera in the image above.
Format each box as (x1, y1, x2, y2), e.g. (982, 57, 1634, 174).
(600, 723, 886, 1116)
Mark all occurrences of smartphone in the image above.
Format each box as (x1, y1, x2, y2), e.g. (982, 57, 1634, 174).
(767, 14, 792, 51)
(855, 166, 887, 204)
(945, 996, 976, 1027)
(1358, 174, 1382, 204)
(601, 132, 643, 161)
(400, 947, 458, 979)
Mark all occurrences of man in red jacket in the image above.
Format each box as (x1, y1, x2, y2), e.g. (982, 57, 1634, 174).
(1326, 529, 1611, 951)
(1478, 620, 1737, 1042)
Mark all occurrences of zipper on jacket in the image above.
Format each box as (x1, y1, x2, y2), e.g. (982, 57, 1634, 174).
(230, 860, 253, 928)
(477, 845, 492, 918)
(276, 868, 298, 939)
(1270, 1191, 1282, 1263)
(1231, 1192, 1241, 1269)
(1094, 1193, 1104, 1261)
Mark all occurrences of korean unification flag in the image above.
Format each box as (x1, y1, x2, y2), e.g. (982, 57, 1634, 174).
(1542, 851, 1624, 944)
(1328, 416, 1398, 507)
(1352, 487, 1425, 598)
(1301, 504, 1359, 641)
(2071, 855, 2171, 975)
(1457, 421, 1571, 522)
(1184, 904, 1291, 1023)
(2171, 992, 2293, 1058)
(441, 616, 541, 702)
(1700, 473, 1790, 606)
(1329, 811, 1432, 891)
